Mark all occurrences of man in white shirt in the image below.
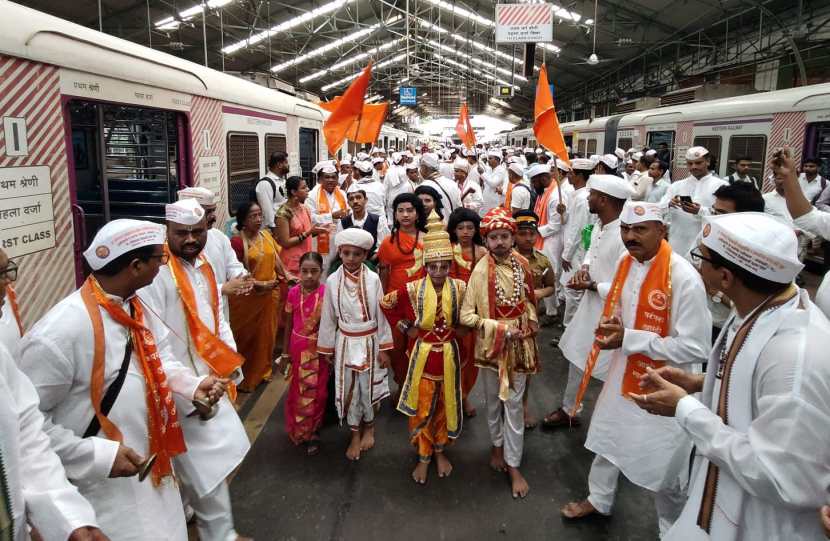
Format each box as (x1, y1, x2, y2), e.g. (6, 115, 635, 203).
(661, 146, 727, 257)
(384, 152, 412, 223)
(420, 153, 462, 217)
(505, 161, 533, 214)
(594, 154, 618, 176)
(798, 156, 825, 204)
(633, 211, 830, 541)
(342, 189, 390, 255)
(139, 199, 250, 541)
(559, 159, 594, 327)
(463, 148, 482, 189)
(348, 160, 387, 217)
(339, 154, 353, 188)
(0, 344, 106, 541)
(453, 158, 483, 215)
(482, 149, 508, 216)
(561, 201, 711, 537)
(630, 154, 654, 201)
(307, 164, 350, 272)
(763, 170, 814, 261)
(646, 160, 670, 203)
(725, 155, 761, 191)
(543, 174, 632, 428)
(622, 159, 636, 183)
(19, 219, 224, 541)
(256, 151, 289, 235)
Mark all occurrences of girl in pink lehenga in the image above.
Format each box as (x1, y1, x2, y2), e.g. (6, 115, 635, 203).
(281, 252, 328, 455)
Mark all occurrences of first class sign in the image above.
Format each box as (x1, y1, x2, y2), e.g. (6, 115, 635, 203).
(495, 3, 554, 44)
(0, 166, 56, 258)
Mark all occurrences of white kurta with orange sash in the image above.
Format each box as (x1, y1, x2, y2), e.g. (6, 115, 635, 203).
(583, 248, 710, 528)
(139, 256, 249, 499)
(535, 178, 572, 315)
(306, 184, 349, 272)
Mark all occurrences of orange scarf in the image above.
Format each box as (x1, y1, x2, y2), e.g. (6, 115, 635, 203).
(6, 285, 23, 336)
(165, 248, 244, 400)
(80, 277, 186, 485)
(504, 181, 519, 210)
(533, 179, 562, 250)
(571, 239, 672, 415)
(317, 187, 347, 253)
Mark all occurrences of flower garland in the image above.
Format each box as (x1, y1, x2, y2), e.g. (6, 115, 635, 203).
(494, 255, 524, 307)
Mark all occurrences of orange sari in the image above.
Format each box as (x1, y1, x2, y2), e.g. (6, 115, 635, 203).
(376, 230, 424, 385)
(229, 230, 285, 392)
(450, 245, 480, 399)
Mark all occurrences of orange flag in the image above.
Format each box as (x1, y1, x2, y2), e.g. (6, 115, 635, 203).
(455, 103, 476, 149)
(534, 64, 569, 165)
(321, 100, 388, 147)
(323, 63, 372, 155)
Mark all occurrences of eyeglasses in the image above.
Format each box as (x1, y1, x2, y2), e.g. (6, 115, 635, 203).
(148, 252, 170, 265)
(0, 261, 18, 282)
(689, 248, 715, 266)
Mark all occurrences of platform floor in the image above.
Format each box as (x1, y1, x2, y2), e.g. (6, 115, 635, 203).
(227, 321, 660, 541)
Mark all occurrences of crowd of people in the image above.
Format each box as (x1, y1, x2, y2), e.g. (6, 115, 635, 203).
(2, 138, 830, 541)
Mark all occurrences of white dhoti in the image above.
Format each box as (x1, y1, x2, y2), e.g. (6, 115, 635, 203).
(560, 362, 584, 415)
(481, 369, 526, 468)
(180, 480, 237, 541)
(332, 320, 390, 426)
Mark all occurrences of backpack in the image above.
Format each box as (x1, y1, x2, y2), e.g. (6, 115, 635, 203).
(249, 176, 276, 202)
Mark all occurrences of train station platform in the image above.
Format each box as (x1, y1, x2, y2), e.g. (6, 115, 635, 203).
(228, 324, 658, 541)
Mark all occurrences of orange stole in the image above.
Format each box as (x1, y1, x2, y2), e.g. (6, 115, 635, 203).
(80, 277, 186, 485)
(533, 180, 561, 250)
(572, 240, 672, 415)
(504, 182, 517, 210)
(166, 248, 244, 399)
(316, 187, 347, 253)
(6, 285, 23, 335)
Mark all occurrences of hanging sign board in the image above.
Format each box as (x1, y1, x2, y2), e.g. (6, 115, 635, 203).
(400, 87, 417, 106)
(495, 3, 554, 44)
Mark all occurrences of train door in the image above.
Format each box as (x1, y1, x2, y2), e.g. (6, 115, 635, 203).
(807, 122, 830, 178)
(299, 127, 318, 188)
(647, 130, 675, 164)
(693, 136, 723, 175)
(68, 100, 184, 277)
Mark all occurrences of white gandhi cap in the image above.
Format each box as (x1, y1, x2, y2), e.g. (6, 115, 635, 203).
(587, 174, 635, 200)
(620, 200, 667, 224)
(83, 219, 165, 271)
(165, 198, 205, 226)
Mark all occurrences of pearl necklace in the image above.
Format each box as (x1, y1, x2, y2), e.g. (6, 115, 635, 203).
(494, 255, 524, 307)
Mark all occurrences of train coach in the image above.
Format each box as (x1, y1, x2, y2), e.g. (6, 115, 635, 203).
(0, 1, 336, 325)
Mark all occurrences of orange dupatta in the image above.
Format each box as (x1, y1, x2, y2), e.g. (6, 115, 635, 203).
(165, 248, 244, 400)
(316, 187, 347, 253)
(533, 179, 563, 250)
(6, 285, 23, 335)
(571, 239, 672, 416)
(80, 277, 186, 485)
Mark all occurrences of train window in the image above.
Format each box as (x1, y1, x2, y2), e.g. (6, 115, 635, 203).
(298, 127, 319, 187)
(586, 139, 597, 155)
(693, 136, 723, 175)
(69, 100, 181, 251)
(618, 137, 633, 152)
(577, 139, 587, 156)
(265, 133, 287, 159)
(726, 135, 767, 180)
(522, 137, 528, 146)
(226, 132, 260, 214)
(647, 131, 675, 164)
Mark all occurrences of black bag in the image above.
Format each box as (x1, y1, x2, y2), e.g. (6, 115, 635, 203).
(249, 176, 276, 202)
(83, 333, 133, 438)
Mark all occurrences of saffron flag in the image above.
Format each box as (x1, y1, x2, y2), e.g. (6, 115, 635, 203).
(323, 63, 372, 156)
(455, 102, 476, 149)
(533, 64, 569, 165)
(320, 98, 389, 145)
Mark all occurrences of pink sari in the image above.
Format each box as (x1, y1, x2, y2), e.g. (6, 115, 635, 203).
(283, 283, 328, 445)
(277, 203, 312, 275)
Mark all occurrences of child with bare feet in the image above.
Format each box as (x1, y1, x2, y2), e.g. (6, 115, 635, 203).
(318, 228, 392, 461)
(381, 211, 468, 485)
(460, 208, 540, 499)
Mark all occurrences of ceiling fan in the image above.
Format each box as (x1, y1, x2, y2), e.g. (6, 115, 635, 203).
(576, 0, 613, 65)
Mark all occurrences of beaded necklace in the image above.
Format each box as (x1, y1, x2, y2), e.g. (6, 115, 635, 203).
(494, 255, 524, 307)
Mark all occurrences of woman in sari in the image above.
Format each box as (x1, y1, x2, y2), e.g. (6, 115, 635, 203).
(230, 201, 290, 392)
(447, 207, 487, 417)
(275, 176, 328, 276)
(376, 193, 427, 387)
(281, 252, 327, 455)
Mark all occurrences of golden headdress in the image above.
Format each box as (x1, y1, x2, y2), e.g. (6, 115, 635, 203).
(407, 210, 454, 275)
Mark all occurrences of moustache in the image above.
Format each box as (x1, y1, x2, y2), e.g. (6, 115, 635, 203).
(625, 241, 641, 248)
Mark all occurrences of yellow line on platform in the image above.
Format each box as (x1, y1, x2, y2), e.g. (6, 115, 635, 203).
(243, 375, 289, 446)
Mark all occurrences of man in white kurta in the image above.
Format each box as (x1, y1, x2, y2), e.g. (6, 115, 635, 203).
(482, 150, 508, 216)
(348, 161, 387, 217)
(559, 160, 594, 327)
(545, 174, 631, 428)
(139, 201, 250, 541)
(0, 251, 22, 356)
(317, 229, 392, 460)
(306, 165, 350, 272)
(453, 158, 483, 215)
(0, 341, 104, 541)
(634, 212, 830, 541)
(420, 153, 462, 218)
(561, 201, 711, 537)
(384, 153, 412, 223)
(661, 146, 727, 257)
(19, 219, 220, 541)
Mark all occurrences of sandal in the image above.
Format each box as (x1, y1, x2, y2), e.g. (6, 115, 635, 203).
(305, 439, 321, 456)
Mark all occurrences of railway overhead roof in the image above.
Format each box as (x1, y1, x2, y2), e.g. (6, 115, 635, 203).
(15, 0, 830, 125)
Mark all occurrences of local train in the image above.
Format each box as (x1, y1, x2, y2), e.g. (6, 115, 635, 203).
(500, 83, 830, 183)
(0, 1, 410, 325)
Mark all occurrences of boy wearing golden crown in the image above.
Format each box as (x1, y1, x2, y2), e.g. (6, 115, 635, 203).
(460, 207, 539, 499)
(381, 211, 468, 484)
